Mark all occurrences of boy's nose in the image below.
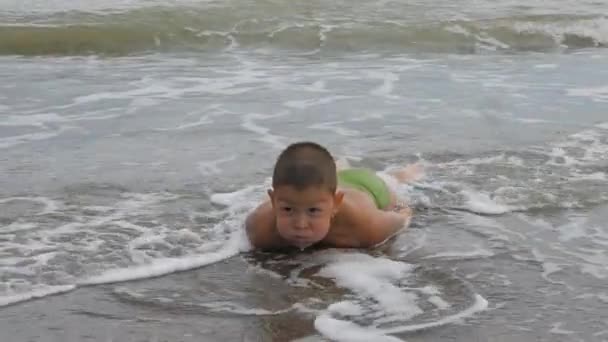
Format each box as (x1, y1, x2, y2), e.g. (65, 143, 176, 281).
(293, 215, 308, 229)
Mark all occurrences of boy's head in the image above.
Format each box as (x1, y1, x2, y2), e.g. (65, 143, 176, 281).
(268, 142, 344, 249)
(272, 141, 337, 192)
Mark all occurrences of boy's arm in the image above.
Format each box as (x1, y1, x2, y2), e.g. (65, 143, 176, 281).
(357, 207, 411, 247)
(244, 202, 284, 250)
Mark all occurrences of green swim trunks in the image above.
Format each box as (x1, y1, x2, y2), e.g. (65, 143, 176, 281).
(337, 168, 391, 209)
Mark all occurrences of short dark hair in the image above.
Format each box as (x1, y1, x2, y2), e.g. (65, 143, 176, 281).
(272, 141, 337, 192)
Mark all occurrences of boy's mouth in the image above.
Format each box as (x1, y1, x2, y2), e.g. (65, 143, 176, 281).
(291, 235, 310, 242)
(289, 236, 315, 247)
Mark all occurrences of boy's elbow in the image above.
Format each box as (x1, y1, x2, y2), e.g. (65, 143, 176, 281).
(368, 213, 407, 245)
(244, 213, 261, 246)
(244, 211, 275, 250)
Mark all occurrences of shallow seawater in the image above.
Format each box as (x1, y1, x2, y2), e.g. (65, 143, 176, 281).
(1, 0, 608, 341)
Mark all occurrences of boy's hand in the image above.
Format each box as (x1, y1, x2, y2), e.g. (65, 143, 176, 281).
(396, 206, 412, 218)
(390, 163, 425, 183)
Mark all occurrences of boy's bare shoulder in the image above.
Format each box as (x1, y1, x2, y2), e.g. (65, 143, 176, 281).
(245, 201, 284, 249)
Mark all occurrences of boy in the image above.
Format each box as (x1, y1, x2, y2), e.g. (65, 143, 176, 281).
(245, 141, 421, 251)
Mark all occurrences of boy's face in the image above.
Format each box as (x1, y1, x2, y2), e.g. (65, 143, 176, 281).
(268, 185, 344, 249)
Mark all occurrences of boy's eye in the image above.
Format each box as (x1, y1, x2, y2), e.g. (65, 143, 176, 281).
(281, 207, 292, 212)
(308, 208, 321, 214)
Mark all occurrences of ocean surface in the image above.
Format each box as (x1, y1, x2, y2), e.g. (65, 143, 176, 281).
(1, 0, 608, 341)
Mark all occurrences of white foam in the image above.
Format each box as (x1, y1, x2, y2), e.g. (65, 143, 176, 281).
(0, 128, 69, 149)
(283, 95, 352, 109)
(125, 97, 162, 114)
(569, 129, 603, 141)
(461, 189, 514, 215)
(549, 322, 575, 335)
(66, 74, 256, 112)
(246, 264, 283, 280)
(596, 122, 608, 129)
(316, 252, 422, 319)
(381, 294, 488, 334)
(417, 285, 441, 296)
(80, 230, 248, 285)
(422, 248, 493, 260)
(0, 196, 60, 214)
(566, 85, 608, 102)
(445, 24, 471, 36)
(156, 114, 214, 131)
(210, 184, 265, 207)
(541, 262, 563, 282)
(309, 121, 359, 137)
(240, 112, 289, 149)
(577, 293, 608, 303)
(0, 183, 260, 306)
(177, 79, 257, 96)
(428, 296, 451, 310)
(557, 217, 588, 242)
(515, 118, 550, 124)
(528, 248, 563, 283)
(197, 301, 293, 316)
(513, 17, 608, 48)
(72, 84, 177, 105)
(290, 335, 324, 342)
(506, 156, 525, 167)
(315, 314, 404, 342)
(533, 64, 558, 69)
(438, 154, 506, 167)
(306, 80, 327, 92)
(476, 34, 510, 50)
(318, 24, 337, 46)
(314, 290, 487, 340)
(367, 71, 399, 99)
(0, 113, 67, 127)
(327, 301, 365, 316)
(0, 285, 76, 307)
(528, 215, 608, 281)
(2, 221, 38, 233)
(67, 109, 124, 122)
(197, 155, 236, 175)
(581, 264, 608, 280)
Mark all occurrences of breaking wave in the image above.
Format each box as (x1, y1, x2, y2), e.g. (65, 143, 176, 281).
(1, 9, 607, 56)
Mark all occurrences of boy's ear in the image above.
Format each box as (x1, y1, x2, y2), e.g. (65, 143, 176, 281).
(333, 190, 344, 207)
(267, 189, 275, 207)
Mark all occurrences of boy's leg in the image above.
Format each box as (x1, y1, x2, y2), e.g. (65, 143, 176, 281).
(335, 157, 351, 171)
(377, 163, 424, 210)
(388, 163, 425, 184)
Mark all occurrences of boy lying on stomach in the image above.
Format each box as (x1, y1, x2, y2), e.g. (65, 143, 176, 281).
(245, 141, 421, 251)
